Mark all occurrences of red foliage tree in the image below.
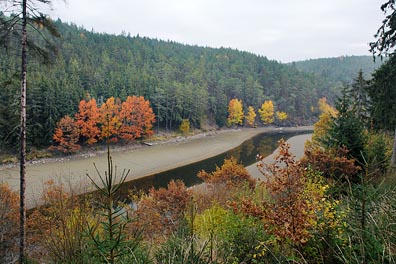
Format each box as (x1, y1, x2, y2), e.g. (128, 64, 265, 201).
(119, 96, 155, 142)
(134, 180, 192, 241)
(51, 115, 80, 154)
(99, 97, 122, 142)
(75, 98, 100, 145)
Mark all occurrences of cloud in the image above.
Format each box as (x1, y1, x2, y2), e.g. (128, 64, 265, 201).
(50, 0, 385, 62)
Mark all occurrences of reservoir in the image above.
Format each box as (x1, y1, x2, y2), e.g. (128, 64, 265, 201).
(0, 128, 312, 207)
(119, 131, 312, 196)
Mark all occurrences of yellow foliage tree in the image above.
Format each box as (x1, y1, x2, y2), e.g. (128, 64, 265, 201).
(227, 98, 244, 127)
(245, 106, 256, 127)
(276, 111, 288, 121)
(179, 119, 190, 136)
(307, 97, 338, 148)
(318, 97, 337, 117)
(258, 100, 274, 125)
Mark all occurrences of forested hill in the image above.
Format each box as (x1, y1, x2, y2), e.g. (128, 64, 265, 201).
(292, 56, 382, 87)
(1, 19, 347, 150)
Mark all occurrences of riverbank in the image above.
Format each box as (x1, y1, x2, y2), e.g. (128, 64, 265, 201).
(0, 126, 312, 208)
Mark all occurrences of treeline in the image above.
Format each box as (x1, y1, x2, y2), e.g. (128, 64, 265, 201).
(1, 18, 336, 151)
(293, 55, 382, 88)
(51, 95, 155, 153)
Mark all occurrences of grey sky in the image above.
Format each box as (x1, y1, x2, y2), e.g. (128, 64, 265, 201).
(49, 0, 385, 62)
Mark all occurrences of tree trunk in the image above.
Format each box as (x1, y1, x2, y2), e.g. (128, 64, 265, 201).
(19, 0, 28, 262)
(392, 128, 396, 167)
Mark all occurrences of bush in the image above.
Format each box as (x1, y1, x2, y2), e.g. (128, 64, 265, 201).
(0, 183, 19, 263)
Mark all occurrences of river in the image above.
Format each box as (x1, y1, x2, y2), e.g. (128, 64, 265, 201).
(0, 127, 312, 207)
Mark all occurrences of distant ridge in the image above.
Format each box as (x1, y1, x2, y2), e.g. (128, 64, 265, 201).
(292, 55, 382, 85)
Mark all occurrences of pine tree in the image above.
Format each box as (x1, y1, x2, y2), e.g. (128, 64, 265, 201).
(0, 1, 60, 261)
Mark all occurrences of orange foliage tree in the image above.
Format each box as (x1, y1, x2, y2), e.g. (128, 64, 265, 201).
(134, 180, 192, 241)
(256, 139, 316, 245)
(99, 97, 122, 142)
(227, 98, 244, 127)
(0, 183, 19, 262)
(52, 115, 81, 154)
(75, 98, 100, 145)
(119, 95, 155, 142)
(198, 157, 256, 189)
(52, 95, 156, 151)
(27, 180, 92, 262)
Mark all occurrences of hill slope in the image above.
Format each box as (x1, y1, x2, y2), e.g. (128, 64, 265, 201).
(292, 55, 382, 86)
(0, 20, 362, 150)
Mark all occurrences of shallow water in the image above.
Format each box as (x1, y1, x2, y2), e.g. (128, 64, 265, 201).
(0, 129, 312, 207)
(118, 131, 312, 196)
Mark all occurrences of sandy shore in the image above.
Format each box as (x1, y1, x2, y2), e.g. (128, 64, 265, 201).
(0, 126, 312, 207)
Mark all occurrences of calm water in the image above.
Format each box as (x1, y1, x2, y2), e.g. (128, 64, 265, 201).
(117, 130, 309, 196)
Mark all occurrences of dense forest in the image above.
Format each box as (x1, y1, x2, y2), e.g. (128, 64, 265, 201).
(0, 19, 366, 151)
(2, 0, 396, 262)
(293, 55, 382, 85)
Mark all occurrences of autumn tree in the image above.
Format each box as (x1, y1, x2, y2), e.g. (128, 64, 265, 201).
(276, 111, 288, 125)
(51, 115, 80, 154)
(99, 97, 122, 142)
(318, 97, 337, 116)
(179, 119, 190, 136)
(227, 98, 244, 127)
(135, 180, 192, 241)
(75, 97, 100, 145)
(0, 183, 19, 263)
(245, 106, 256, 127)
(198, 157, 256, 189)
(119, 95, 155, 142)
(306, 97, 337, 149)
(258, 100, 274, 125)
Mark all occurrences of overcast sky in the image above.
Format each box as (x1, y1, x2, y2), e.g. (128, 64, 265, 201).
(47, 0, 385, 63)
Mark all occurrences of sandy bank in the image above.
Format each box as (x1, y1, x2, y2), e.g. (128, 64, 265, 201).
(0, 126, 312, 207)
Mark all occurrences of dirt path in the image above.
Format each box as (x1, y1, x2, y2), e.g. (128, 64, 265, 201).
(0, 126, 312, 207)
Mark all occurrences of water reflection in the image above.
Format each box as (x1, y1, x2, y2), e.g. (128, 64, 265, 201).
(118, 131, 307, 197)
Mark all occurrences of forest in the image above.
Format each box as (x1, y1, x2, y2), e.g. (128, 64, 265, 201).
(2, 0, 396, 263)
(0, 18, 380, 152)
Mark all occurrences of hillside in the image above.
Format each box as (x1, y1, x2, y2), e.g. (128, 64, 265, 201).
(292, 55, 382, 86)
(0, 19, 357, 150)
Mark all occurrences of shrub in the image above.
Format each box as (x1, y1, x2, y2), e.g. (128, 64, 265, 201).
(0, 183, 19, 263)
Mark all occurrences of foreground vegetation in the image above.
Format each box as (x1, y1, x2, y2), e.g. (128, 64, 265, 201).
(1, 97, 395, 263)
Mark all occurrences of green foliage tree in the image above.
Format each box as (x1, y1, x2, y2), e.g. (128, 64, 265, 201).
(369, 0, 396, 58)
(85, 140, 146, 263)
(323, 89, 367, 169)
(366, 56, 396, 131)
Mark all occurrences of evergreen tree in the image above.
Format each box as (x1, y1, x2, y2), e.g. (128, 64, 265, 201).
(366, 56, 396, 131)
(0, 1, 60, 261)
(347, 70, 371, 126)
(323, 88, 367, 171)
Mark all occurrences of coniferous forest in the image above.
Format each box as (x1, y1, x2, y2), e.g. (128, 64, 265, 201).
(0, 18, 380, 152)
(1, 0, 396, 263)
